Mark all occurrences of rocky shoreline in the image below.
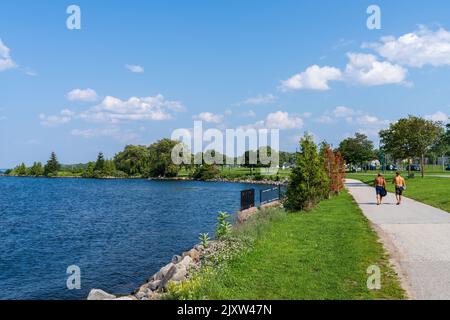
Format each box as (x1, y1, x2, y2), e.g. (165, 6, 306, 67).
(87, 201, 282, 301)
(149, 176, 288, 186)
(87, 240, 235, 300)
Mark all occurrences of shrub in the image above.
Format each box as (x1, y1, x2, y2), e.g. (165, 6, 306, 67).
(192, 165, 220, 181)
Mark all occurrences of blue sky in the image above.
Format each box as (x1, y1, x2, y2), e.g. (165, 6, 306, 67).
(1, 0, 449, 167)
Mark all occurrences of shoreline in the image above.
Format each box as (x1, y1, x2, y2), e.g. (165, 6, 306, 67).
(2, 174, 289, 186)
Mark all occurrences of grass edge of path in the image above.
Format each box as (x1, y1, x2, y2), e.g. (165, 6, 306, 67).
(164, 191, 406, 300)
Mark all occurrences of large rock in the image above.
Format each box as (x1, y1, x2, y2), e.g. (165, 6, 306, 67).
(149, 280, 162, 291)
(171, 264, 188, 282)
(178, 255, 194, 269)
(160, 264, 187, 289)
(172, 255, 183, 264)
(183, 249, 200, 262)
(153, 262, 174, 281)
(87, 289, 116, 300)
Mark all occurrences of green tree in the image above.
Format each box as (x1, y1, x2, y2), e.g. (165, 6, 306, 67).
(82, 162, 95, 178)
(16, 163, 27, 176)
(285, 134, 329, 211)
(338, 133, 375, 170)
(148, 139, 181, 177)
(44, 152, 61, 176)
(380, 116, 443, 178)
(429, 120, 450, 171)
(29, 162, 44, 176)
(94, 152, 106, 172)
(114, 145, 150, 176)
(103, 159, 116, 177)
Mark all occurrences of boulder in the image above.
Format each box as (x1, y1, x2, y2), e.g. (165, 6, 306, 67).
(178, 255, 194, 269)
(153, 262, 174, 281)
(172, 255, 183, 264)
(183, 249, 200, 262)
(87, 289, 116, 300)
(171, 264, 188, 282)
(160, 264, 187, 289)
(149, 280, 162, 291)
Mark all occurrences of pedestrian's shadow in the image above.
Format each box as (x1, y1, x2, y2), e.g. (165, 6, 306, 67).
(359, 202, 397, 206)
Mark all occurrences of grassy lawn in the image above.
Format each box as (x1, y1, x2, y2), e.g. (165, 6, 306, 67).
(347, 173, 450, 213)
(178, 167, 292, 179)
(169, 191, 405, 300)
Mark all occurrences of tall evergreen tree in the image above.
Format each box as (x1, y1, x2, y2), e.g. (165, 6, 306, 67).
(44, 152, 61, 176)
(94, 152, 106, 172)
(285, 134, 329, 211)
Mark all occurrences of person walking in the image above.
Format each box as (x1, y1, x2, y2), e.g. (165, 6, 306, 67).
(393, 171, 406, 205)
(374, 173, 387, 206)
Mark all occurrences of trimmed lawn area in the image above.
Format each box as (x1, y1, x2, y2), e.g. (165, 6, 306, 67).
(347, 173, 450, 213)
(170, 191, 405, 300)
(178, 167, 292, 179)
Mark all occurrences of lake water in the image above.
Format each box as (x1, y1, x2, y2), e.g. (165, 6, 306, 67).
(0, 177, 270, 300)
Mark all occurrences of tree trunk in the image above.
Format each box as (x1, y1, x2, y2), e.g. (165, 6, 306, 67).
(408, 158, 412, 177)
(421, 154, 425, 179)
(443, 153, 446, 173)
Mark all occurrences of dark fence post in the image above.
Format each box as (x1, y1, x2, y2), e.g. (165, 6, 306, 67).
(241, 189, 255, 211)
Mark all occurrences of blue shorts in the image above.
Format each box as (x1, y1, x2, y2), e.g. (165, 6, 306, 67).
(376, 186, 384, 195)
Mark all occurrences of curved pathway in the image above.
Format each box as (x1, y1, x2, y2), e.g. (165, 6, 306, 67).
(346, 179, 450, 300)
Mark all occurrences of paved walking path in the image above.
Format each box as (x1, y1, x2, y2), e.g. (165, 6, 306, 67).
(346, 179, 450, 300)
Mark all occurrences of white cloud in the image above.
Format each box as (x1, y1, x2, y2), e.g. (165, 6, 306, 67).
(71, 127, 139, 143)
(40, 94, 183, 128)
(344, 53, 408, 86)
(39, 109, 75, 127)
(126, 64, 144, 73)
(71, 127, 119, 138)
(280, 65, 342, 91)
(0, 39, 17, 71)
(315, 106, 391, 138)
(193, 112, 224, 124)
(241, 110, 257, 118)
(240, 94, 277, 105)
(67, 88, 98, 102)
(315, 106, 358, 123)
(80, 94, 185, 123)
(241, 111, 303, 130)
(315, 115, 335, 124)
(332, 106, 356, 118)
(425, 111, 449, 123)
(366, 27, 450, 68)
(356, 114, 390, 126)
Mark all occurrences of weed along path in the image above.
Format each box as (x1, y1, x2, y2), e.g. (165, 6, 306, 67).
(346, 179, 450, 300)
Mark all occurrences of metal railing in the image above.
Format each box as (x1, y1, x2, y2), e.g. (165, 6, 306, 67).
(240, 186, 284, 211)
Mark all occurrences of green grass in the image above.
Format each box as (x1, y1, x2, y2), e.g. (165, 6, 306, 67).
(178, 166, 292, 180)
(347, 173, 450, 213)
(169, 192, 405, 300)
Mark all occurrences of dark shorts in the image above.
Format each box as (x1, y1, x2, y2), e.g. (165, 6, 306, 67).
(376, 186, 384, 195)
(395, 186, 404, 196)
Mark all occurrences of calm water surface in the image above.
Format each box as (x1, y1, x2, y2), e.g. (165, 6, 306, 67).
(0, 176, 269, 300)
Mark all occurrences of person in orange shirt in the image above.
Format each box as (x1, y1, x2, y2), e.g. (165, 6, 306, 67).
(374, 173, 387, 206)
(393, 172, 406, 205)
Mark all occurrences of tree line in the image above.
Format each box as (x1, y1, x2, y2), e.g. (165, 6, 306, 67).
(5, 139, 298, 180)
(337, 116, 449, 178)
